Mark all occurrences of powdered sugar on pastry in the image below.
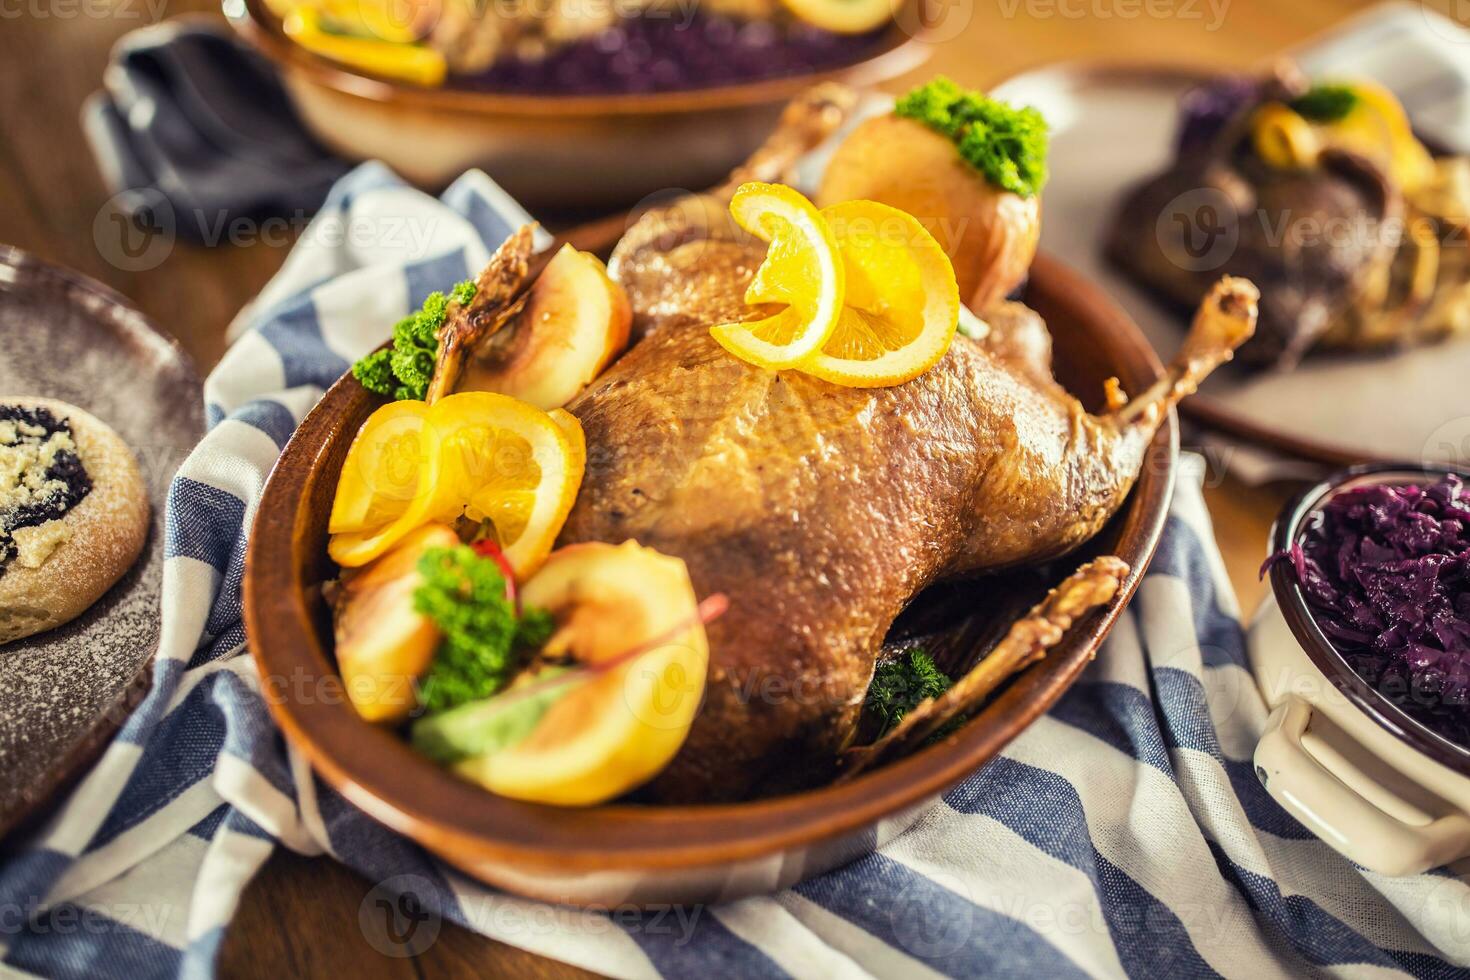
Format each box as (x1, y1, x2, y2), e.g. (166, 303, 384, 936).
(0, 398, 149, 645)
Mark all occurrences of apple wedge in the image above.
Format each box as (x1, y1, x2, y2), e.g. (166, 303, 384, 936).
(445, 541, 708, 806)
(334, 522, 459, 723)
(459, 244, 632, 410)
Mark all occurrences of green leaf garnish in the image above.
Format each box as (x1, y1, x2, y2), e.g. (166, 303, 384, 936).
(413, 544, 554, 714)
(866, 647, 952, 736)
(894, 77, 1050, 198)
(351, 279, 477, 401)
(1289, 84, 1360, 123)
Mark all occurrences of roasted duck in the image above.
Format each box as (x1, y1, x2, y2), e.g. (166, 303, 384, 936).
(1108, 65, 1470, 370)
(559, 249, 1253, 801)
(410, 92, 1257, 803)
(332, 80, 1257, 805)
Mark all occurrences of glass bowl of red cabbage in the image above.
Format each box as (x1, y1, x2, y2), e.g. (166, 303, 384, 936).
(1266, 465, 1470, 760)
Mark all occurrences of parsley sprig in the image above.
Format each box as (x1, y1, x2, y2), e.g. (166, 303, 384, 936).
(353, 280, 477, 402)
(414, 544, 554, 714)
(895, 77, 1050, 198)
(866, 647, 953, 736)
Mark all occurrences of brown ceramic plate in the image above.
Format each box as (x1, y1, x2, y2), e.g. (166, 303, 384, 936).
(225, 0, 931, 207)
(993, 59, 1470, 468)
(242, 247, 1177, 906)
(0, 246, 203, 839)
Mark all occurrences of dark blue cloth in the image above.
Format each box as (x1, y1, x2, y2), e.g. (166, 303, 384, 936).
(83, 22, 349, 241)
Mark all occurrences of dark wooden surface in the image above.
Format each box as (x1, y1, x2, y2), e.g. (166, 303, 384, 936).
(1, 0, 1445, 974)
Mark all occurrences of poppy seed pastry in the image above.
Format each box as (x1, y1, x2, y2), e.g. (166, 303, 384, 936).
(0, 398, 149, 645)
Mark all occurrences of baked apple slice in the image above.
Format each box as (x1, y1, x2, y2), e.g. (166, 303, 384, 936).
(458, 244, 632, 410)
(334, 522, 459, 723)
(414, 541, 710, 806)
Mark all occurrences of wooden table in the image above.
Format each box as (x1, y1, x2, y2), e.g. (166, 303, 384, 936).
(2, 0, 1451, 974)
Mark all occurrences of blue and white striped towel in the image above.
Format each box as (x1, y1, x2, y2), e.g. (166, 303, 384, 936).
(3, 162, 1469, 979)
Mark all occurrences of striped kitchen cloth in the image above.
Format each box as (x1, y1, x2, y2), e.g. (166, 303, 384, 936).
(2, 162, 1468, 979)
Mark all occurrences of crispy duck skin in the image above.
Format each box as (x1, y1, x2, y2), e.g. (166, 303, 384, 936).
(561, 208, 1257, 799)
(427, 225, 537, 404)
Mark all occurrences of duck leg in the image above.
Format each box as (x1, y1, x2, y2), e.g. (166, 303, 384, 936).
(954, 276, 1258, 572)
(840, 556, 1130, 778)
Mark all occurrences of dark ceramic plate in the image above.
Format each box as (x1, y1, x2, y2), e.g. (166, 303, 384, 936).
(0, 246, 202, 838)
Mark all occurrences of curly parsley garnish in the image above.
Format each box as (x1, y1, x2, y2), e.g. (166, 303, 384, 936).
(866, 647, 952, 736)
(1289, 84, 1360, 123)
(895, 77, 1050, 198)
(414, 544, 554, 713)
(352, 279, 477, 402)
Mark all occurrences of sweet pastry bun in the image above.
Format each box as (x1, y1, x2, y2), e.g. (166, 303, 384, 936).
(0, 398, 150, 645)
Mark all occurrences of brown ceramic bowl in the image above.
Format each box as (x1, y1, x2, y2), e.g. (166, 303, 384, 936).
(243, 250, 1177, 906)
(225, 0, 931, 209)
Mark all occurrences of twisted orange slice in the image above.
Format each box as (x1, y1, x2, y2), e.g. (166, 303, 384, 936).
(709, 182, 846, 370)
(800, 200, 961, 387)
(710, 185, 961, 388)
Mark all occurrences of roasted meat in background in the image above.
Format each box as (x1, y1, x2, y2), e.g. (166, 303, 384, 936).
(1106, 65, 1470, 370)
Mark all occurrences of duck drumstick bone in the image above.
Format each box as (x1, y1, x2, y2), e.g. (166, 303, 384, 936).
(839, 556, 1131, 779)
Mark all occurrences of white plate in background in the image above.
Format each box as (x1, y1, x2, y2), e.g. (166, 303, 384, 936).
(993, 2, 1470, 467)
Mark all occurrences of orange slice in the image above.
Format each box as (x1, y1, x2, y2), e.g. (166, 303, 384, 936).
(329, 399, 435, 535)
(328, 392, 584, 577)
(797, 200, 961, 387)
(709, 182, 846, 370)
(422, 393, 583, 579)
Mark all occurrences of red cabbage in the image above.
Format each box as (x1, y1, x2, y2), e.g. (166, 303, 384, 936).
(1175, 76, 1261, 157)
(1265, 475, 1470, 746)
